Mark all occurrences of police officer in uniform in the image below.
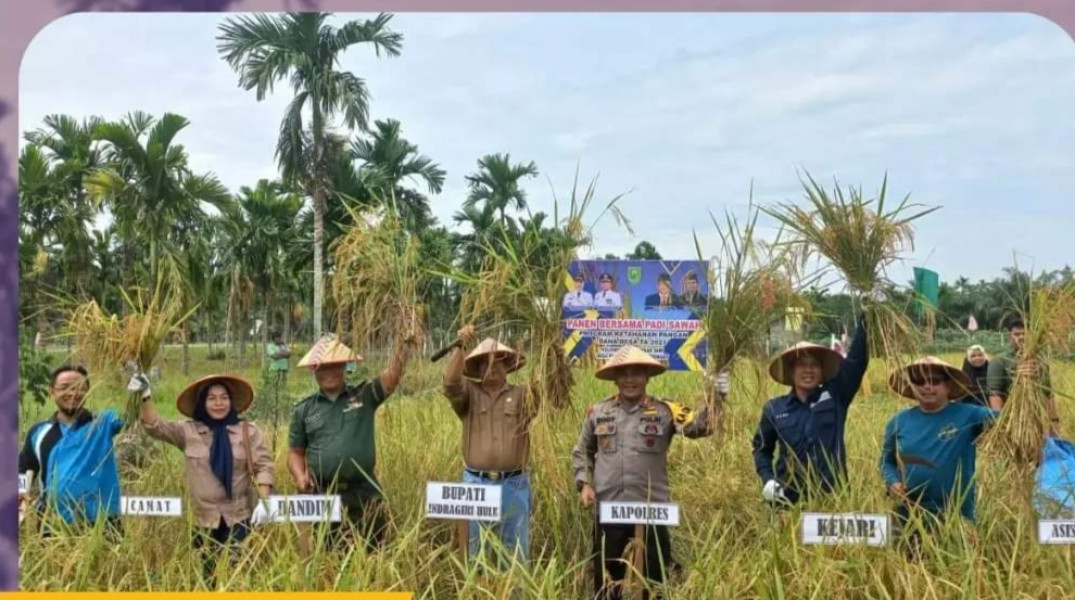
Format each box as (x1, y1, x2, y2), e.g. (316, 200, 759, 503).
(593, 273, 623, 309)
(752, 306, 871, 506)
(571, 346, 728, 600)
(288, 334, 416, 551)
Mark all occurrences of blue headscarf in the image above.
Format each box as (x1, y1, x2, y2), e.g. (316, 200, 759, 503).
(193, 383, 240, 499)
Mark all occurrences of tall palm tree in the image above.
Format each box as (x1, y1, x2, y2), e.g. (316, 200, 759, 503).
(87, 111, 231, 289)
(217, 11, 404, 340)
(463, 153, 538, 225)
(352, 118, 444, 194)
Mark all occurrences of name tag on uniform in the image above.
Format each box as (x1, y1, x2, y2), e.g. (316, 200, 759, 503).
(18, 474, 29, 495)
(121, 496, 183, 517)
(266, 495, 342, 523)
(426, 482, 502, 522)
(801, 513, 888, 546)
(1039, 520, 1075, 544)
(600, 502, 680, 526)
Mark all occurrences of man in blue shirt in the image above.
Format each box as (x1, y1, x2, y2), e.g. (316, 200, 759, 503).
(881, 356, 997, 527)
(752, 311, 869, 505)
(18, 365, 131, 536)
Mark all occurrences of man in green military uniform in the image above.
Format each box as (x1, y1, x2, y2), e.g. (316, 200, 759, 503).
(288, 334, 416, 551)
(986, 316, 1059, 434)
(571, 345, 728, 600)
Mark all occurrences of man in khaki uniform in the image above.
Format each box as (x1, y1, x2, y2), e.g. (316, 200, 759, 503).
(572, 346, 727, 600)
(443, 326, 534, 565)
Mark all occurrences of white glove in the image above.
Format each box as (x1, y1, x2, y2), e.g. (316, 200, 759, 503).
(715, 372, 730, 395)
(251, 500, 276, 526)
(762, 479, 787, 503)
(863, 283, 886, 304)
(126, 374, 151, 400)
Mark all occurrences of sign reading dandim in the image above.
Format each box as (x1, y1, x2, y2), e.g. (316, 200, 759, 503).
(425, 482, 502, 522)
(265, 495, 342, 523)
(801, 513, 889, 546)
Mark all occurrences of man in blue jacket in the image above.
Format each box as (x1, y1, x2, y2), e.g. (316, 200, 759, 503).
(18, 365, 134, 537)
(752, 308, 871, 505)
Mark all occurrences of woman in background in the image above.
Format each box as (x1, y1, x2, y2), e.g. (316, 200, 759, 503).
(961, 345, 990, 406)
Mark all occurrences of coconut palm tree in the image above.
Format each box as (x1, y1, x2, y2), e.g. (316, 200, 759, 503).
(217, 11, 404, 340)
(87, 111, 231, 289)
(462, 153, 538, 226)
(351, 118, 444, 230)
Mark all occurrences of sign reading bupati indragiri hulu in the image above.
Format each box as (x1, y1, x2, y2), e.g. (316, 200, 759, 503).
(561, 260, 709, 371)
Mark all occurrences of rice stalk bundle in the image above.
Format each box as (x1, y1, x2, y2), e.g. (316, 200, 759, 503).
(331, 205, 426, 352)
(67, 272, 195, 424)
(986, 281, 1075, 464)
(449, 171, 631, 412)
(762, 171, 938, 359)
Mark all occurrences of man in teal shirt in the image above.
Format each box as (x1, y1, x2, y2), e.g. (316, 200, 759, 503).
(882, 357, 997, 535)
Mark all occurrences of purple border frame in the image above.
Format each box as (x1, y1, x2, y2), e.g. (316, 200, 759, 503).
(2, 0, 1074, 591)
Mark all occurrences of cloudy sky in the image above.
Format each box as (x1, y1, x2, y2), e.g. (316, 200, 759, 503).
(18, 12, 1075, 288)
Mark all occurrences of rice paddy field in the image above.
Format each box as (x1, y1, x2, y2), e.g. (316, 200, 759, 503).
(17, 344, 1075, 599)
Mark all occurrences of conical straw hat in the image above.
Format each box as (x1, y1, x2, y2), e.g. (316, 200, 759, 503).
(464, 338, 525, 378)
(768, 342, 843, 386)
(176, 374, 254, 418)
(595, 345, 666, 381)
(889, 356, 971, 400)
(297, 336, 363, 368)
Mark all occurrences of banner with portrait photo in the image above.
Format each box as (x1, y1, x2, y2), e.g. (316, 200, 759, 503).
(560, 260, 709, 372)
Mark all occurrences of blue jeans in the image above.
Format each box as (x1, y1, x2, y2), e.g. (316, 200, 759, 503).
(462, 470, 531, 565)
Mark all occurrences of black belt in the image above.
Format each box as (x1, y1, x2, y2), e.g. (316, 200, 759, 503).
(465, 468, 525, 481)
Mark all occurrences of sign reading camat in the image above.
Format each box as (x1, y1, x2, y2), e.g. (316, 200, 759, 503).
(266, 495, 342, 523)
(599, 502, 680, 526)
(801, 513, 888, 546)
(426, 482, 501, 522)
(1038, 520, 1075, 544)
(121, 496, 183, 517)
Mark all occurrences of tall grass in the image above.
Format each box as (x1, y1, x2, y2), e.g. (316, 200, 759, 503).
(17, 344, 1075, 598)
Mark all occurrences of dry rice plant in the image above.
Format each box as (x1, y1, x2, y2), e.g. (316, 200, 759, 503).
(331, 205, 425, 351)
(67, 271, 196, 424)
(985, 281, 1075, 465)
(763, 171, 937, 360)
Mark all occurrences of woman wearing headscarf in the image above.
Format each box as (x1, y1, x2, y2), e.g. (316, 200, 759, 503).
(961, 345, 990, 406)
(135, 373, 274, 583)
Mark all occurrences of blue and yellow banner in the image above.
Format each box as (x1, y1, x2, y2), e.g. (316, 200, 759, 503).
(561, 260, 709, 372)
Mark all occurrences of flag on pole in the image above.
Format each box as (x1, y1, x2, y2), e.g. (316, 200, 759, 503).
(967, 315, 979, 332)
(913, 267, 940, 316)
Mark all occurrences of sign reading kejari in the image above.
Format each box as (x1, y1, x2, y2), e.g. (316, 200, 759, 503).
(426, 482, 502, 522)
(801, 513, 889, 546)
(121, 496, 183, 517)
(265, 495, 342, 523)
(1038, 520, 1075, 544)
(599, 502, 680, 527)
(561, 259, 710, 373)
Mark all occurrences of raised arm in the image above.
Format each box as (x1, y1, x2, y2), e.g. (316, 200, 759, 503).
(378, 333, 419, 397)
(442, 325, 477, 417)
(829, 313, 869, 404)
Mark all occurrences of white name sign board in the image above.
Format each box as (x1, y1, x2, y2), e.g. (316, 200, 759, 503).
(1039, 520, 1075, 544)
(18, 474, 29, 495)
(266, 495, 342, 523)
(121, 496, 183, 517)
(426, 482, 502, 522)
(801, 513, 889, 546)
(599, 502, 680, 527)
